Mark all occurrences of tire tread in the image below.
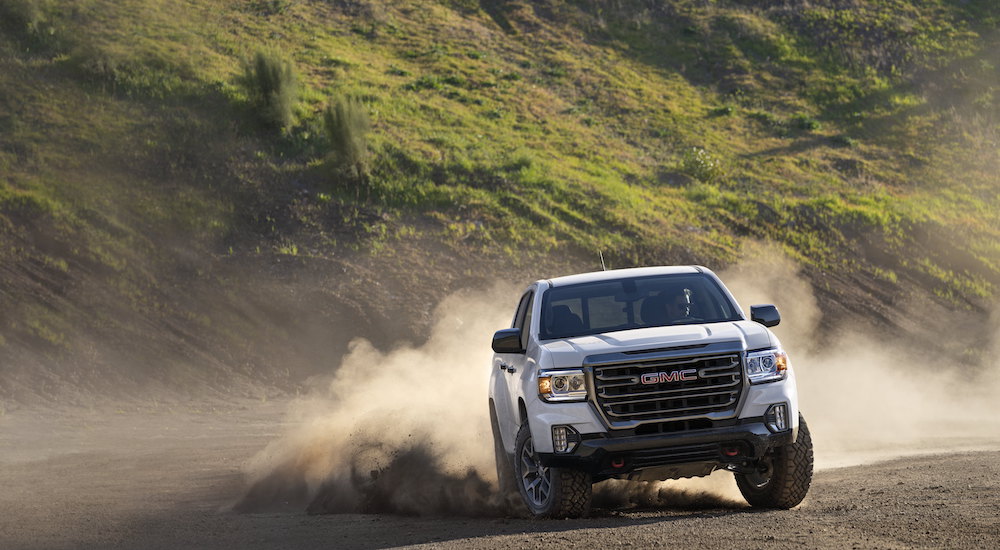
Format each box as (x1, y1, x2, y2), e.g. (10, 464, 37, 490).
(551, 468, 591, 518)
(737, 414, 814, 509)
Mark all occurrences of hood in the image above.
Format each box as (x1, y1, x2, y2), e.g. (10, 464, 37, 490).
(540, 321, 774, 369)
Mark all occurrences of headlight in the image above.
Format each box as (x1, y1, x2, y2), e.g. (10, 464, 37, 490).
(538, 369, 588, 402)
(746, 349, 788, 384)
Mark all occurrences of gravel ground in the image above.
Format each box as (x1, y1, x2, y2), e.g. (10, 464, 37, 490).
(1, 401, 997, 550)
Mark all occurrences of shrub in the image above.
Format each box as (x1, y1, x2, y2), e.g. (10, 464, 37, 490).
(831, 135, 857, 148)
(680, 147, 725, 183)
(406, 75, 442, 91)
(240, 49, 298, 130)
(710, 105, 734, 117)
(323, 96, 372, 180)
(791, 113, 821, 131)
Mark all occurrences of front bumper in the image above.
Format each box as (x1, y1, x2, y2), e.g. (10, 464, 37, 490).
(538, 417, 793, 478)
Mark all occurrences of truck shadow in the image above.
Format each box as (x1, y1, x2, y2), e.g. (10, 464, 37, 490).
(105, 496, 756, 550)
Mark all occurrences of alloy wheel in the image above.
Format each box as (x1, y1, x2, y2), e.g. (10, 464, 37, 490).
(518, 436, 551, 507)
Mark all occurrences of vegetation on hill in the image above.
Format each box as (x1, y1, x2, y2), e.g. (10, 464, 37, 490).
(1, 0, 997, 396)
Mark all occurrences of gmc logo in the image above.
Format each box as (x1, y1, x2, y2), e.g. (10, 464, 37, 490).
(640, 369, 698, 384)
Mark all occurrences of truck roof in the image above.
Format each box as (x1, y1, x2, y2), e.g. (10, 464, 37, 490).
(544, 265, 706, 288)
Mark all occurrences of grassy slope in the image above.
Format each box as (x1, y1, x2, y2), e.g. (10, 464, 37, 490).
(0, 0, 997, 396)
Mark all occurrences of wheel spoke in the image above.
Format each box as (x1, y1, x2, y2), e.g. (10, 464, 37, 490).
(521, 454, 536, 475)
(526, 478, 540, 500)
(539, 475, 550, 500)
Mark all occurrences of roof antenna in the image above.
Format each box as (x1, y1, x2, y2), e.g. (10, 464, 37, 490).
(599, 250, 607, 271)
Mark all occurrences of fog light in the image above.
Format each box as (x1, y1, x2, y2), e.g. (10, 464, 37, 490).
(764, 403, 789, 433)
(553, 426, 568, 452)
(552, 425, 579, 453)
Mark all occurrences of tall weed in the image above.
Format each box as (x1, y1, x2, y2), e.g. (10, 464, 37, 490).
(323, 96, 372, 181)
(240, 49, 299, 130)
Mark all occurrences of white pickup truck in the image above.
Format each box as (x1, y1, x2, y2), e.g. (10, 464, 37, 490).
(489, 266, 812, 517)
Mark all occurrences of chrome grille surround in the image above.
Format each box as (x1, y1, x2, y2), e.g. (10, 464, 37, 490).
(584, 341, 745, 430)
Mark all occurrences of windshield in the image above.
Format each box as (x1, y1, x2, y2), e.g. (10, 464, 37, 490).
(539, 273, 742, 340)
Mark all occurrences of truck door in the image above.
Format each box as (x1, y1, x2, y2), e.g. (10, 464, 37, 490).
(494, 288, 535, 449)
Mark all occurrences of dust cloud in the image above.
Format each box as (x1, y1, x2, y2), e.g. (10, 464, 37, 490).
(592, 471, 746, 510)
(236, 284, 518, 516)
(721, 242, 1000, 469)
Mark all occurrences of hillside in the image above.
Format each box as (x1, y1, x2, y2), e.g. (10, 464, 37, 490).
(1, 0, 998, 402)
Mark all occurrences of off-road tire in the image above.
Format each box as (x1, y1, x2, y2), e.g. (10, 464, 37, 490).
(736, 413, 814, 509)
(513, 423, 591, 518)
(489, 401, 518, 501)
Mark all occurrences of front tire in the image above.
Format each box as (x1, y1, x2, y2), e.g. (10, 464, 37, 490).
(736, 414, 814, 509)
(513, 423, 591, 518)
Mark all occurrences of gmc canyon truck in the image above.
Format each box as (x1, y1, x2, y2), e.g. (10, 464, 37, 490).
(489, 266, 813, 517)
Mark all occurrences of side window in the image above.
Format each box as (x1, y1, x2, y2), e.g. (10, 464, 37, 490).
(521, 295, 534, 350)
(513, 291, 534, 350)
(512, 291, 532, 329)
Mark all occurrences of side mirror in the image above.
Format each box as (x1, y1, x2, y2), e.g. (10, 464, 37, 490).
(492, 328, 525, 354)
(750, 304, 781, 327)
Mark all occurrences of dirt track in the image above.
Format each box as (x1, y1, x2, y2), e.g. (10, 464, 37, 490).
(1, 401, 998, 550)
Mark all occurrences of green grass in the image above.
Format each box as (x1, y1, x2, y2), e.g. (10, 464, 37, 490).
(0, 0, 998, 359)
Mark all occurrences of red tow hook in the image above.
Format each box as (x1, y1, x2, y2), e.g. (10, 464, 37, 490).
(611, 457, 626, 468)
(722, 446, 741, 457)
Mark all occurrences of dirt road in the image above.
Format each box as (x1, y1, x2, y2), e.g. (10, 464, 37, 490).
(1, 400, 997, 550)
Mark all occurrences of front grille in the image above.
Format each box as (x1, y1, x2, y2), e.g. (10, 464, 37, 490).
(592, 352, 742, 426)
